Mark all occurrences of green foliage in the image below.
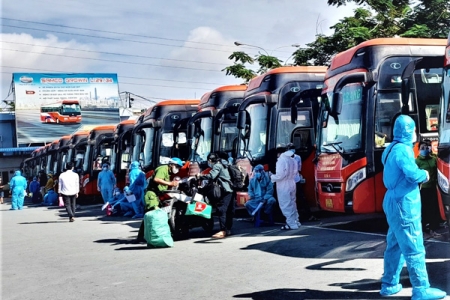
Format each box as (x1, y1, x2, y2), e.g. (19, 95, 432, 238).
(223, 0, 449, 78)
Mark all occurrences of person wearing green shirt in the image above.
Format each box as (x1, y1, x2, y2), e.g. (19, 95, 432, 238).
(415, 140, 441, 237)
(136, 157, 184, 242)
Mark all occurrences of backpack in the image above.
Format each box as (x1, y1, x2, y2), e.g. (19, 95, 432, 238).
(227, 164, 245, 190)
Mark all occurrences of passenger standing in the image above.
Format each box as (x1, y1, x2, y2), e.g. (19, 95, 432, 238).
(39, 170, 47, 199)
(29, 177, 41, 204)
(9, 170, 27, 210)
(97, 163, 116, 204)
(58, 162, 80, 222)
(271, 144, 299, 230)
(415, 140, 441, 238)
(127, 161, 146, 219)
(380, 115, 446, 299)
(203, 152, 234, 239)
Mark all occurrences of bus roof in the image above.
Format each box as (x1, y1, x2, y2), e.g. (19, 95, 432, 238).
(156, 99, 200, 106)
(199, 85, 247, 108)
(119, 119, 136, 125)
(330, 38, 447, 71)
(91, 125, 116, 131)
(72, 130, 90, 136)
(247, 66, 328, 91)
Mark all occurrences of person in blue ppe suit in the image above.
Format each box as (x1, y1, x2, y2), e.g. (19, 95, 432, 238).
(29, 176, 41, 204)
(125, 161, 146, 219)
(245, 164, 276, 217)
(10, 170, 27, 210)
(380, 115, 446, 300)
(97, 163, 116, 205)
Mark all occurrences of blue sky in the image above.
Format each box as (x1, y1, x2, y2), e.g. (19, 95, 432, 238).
(1, 0, 356, 110)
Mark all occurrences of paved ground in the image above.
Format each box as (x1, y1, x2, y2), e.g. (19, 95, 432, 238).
(2, 198, 449, 300)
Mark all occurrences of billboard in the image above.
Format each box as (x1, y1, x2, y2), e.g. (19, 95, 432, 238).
(13, 73, 121, 146)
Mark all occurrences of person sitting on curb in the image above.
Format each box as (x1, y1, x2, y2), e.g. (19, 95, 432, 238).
(245, 164, 276, 222)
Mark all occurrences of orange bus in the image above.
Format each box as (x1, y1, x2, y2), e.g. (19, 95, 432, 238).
(316, 38, 445, 213)
(40, 100, 82, 124)
(436, 31, 450, 231)
(235, 66, 327, 207)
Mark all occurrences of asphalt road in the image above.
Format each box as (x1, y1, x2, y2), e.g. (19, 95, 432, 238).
(15, 109, 120, 144)
(2, 199, 449, 300)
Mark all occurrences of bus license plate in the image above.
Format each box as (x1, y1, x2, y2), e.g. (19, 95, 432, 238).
(325, 199, 333, 208)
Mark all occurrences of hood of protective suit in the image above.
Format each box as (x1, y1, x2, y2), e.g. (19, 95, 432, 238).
(14, 170, 22, 176)
(393, 115, 415, 145)
(281, 150, 294, 158)
(130, 161, 140, 170)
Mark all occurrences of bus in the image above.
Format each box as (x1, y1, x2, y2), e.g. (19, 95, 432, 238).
(186, 85, 246, 174)
(131, 100, 199, 178)
(315, 38, 446, 213)
(66, 130, 90, 173)
(81, 125, 116, 200)
(110, 119, 137, 189)
(40, 100, 82, 124)
(437, 32, 450, 230)
(235, 66, 327, 207)
(54, 135, 72, 174)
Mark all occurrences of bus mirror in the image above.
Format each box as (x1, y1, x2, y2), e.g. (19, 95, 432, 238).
(401, 58, 422, 109)
(331, 92, 343, 115)
(187, 123, 195, 140)
(237, 110, 246, 129)
(290, 106, 298, 124)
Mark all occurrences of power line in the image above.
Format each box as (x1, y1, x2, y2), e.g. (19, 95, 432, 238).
(2, 24, 234, 54)
(2, 41, 228, 66)
(0, 67, 226, 86)
(1, 17, 237, 49)
(1, 48, 222, 72)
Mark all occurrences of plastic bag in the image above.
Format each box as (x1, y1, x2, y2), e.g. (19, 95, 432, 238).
(58, 196, 64, 207)
(144, 209, 173, 248)
(185, 201, 212, 219)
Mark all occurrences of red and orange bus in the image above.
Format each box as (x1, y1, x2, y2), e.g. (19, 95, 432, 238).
(437, 32, 450, 230)
(40, 100, 81, 124)
(235, 66, 327, 207)
(315, 38, 446, 213)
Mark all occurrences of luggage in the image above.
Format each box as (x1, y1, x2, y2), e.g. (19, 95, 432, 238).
(144, 209, 174, 248)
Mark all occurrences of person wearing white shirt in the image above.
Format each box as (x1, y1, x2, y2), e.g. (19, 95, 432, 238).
(58, 162, 80, 222)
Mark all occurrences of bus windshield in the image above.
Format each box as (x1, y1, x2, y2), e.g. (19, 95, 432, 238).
(242, 103, 268, 158)
(193, 117, 212, 163)
(320, 84, 364, 153)
(439, 68, 450, 143)
(218, 122, 238, 153)
(276, 110, 311, 146)
(133, 127, 155, 168)
(61, 103, 81, 115)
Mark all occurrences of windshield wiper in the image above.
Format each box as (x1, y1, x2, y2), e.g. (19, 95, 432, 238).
(323, 142, 346, 159)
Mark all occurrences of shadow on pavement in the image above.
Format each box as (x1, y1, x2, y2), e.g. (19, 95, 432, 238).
(233, 288, 410, 299)
(18, 221, 67, 224)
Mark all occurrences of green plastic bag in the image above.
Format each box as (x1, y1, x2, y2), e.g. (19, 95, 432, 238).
(144, 209, 174, 248)
(185, 201, 212, 219)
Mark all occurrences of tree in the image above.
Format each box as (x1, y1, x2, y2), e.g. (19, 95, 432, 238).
(401, 0, 450, 38)
(222, 51, 282, 83)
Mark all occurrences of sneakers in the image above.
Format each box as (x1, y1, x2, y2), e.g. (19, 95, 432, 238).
(380, 283, 402, 296)
(101, 202, 110, 211)
(69, 217, 75, 222)
(412, 287, 446, 300)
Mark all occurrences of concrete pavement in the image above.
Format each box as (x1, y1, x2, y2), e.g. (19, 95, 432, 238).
(2, 199, 449, 300)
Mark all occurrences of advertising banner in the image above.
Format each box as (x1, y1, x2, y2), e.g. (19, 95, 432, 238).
(13, 73, 121, 146)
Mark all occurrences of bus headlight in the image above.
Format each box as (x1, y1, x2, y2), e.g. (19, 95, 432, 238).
(346, 168, 366, 192)
(437, 169, 449, 194)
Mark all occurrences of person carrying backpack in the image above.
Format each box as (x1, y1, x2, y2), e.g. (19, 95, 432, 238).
(202, 152, 234, 239)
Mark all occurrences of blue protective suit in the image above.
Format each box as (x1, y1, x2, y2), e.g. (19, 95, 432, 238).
(97, 165, 116, 204)
(29, 177, 41, 203)
(245, 164, 276, 215)
(128, 161, 146, 218)
(380, 115, 446, 300)
(43, 190, 58, 206)
(10, 170, 27, 210)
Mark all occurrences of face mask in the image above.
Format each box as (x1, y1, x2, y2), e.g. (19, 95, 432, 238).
(420, 149, 430, 157)
(255, 173, 262, 180)
(172, 166, 179, 174)
(208, 162, 213, 168)
(102, 167, 107, 171)
(411, 133, 417, 143)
